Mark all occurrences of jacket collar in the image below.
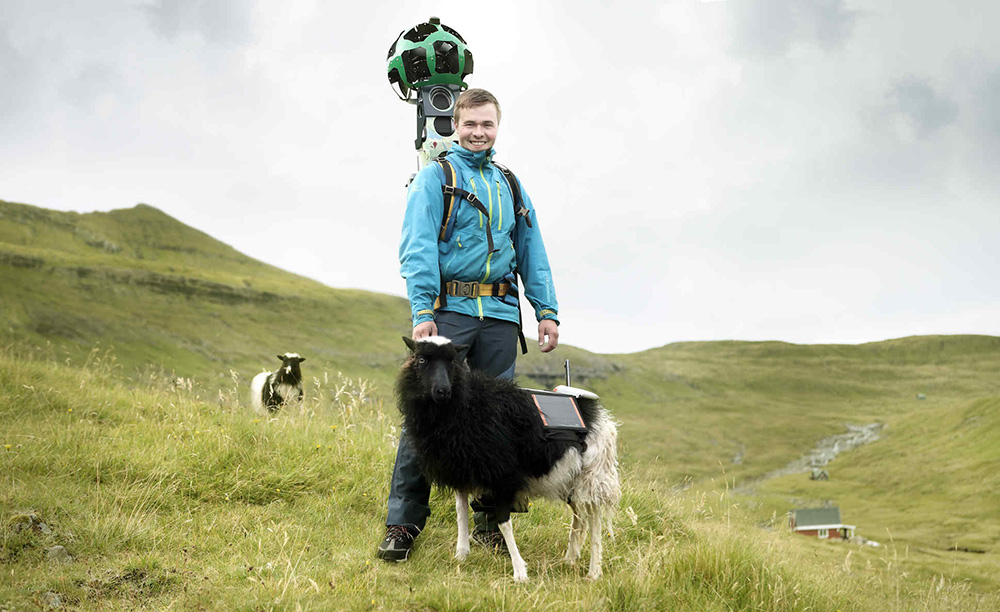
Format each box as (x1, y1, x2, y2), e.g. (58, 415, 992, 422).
(448, 143, 496, 166)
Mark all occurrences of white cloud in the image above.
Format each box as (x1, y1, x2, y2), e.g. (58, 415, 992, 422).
(140, 0, 255, 46)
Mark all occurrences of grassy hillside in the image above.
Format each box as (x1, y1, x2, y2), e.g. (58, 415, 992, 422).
(567, 336, 1000, 591)
(752, 393, 1000, 592)
(571, 336, 1000, 480)
(2, 349, 996, 611)
(3, 198, 999, 606)
(0, 199, 413, 389)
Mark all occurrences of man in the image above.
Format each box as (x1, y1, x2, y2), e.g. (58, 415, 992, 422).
(377, 88, 560, 562)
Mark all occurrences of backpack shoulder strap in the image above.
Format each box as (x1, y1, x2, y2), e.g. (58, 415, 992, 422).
(432, 157, 495, 251)
(492, 161, 532, 229)
(434, 158, 459, 242)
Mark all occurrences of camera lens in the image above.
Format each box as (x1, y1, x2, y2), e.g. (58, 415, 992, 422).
(429, 87, 454, 112)
(434, 116, 454, 136)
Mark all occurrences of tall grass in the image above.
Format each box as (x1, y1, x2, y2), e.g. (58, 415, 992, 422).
(1, 345, 997, 611)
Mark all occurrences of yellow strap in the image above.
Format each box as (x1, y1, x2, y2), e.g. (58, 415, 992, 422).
(436, 282, 510, 305)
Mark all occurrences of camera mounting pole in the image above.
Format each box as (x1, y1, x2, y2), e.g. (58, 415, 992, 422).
(386, 17, 474, 170)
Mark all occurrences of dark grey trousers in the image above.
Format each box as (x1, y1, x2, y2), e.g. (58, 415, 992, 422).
(385, 311, 518, 533)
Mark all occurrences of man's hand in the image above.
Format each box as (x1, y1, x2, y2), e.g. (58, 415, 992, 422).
(412, 321, 437, 340)
(538, 320, 559, 353)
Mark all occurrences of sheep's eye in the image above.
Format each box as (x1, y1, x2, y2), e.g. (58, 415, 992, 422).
(416, 357, 426, 365)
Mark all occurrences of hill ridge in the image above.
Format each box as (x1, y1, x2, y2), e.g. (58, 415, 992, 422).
(0, 197, 413, 385)
(0, 199, 265, 269)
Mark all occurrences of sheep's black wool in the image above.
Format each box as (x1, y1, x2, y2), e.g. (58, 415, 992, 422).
(396, 337, 598, 521)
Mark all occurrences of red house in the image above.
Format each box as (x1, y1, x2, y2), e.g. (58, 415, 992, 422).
(790, 507, 855, 540)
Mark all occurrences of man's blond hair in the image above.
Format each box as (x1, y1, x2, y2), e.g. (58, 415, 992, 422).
(454, 88, 501, 124)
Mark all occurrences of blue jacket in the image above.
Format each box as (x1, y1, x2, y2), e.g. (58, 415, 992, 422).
(399, 144, 559, 327)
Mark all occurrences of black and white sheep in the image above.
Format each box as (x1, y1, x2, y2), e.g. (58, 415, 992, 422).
(250, 353, 305, 414)
(397, 336, 619, 581)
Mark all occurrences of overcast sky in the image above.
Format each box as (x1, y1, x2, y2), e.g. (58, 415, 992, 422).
(2, 1, 998, 354)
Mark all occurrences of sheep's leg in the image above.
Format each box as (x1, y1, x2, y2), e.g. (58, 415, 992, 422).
(564, 501, 585, 564)
(586, 504, 604, 580)
(455, 491, 470, 560)
(498, 519, 528, 582)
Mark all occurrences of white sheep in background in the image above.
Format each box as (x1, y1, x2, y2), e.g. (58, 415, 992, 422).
(250, 353, 305, 414)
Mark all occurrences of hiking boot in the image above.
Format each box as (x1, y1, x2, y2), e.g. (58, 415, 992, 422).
(473, 529, 508, 553)
(377, 525, 415, 562)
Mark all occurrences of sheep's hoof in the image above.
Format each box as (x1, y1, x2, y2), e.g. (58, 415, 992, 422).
(586, 569, 602, 581)
(513, 572, 529, 583)
(455, 546, 469, 561)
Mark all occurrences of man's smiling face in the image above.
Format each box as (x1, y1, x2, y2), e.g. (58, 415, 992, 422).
(455, 103, 499, 153)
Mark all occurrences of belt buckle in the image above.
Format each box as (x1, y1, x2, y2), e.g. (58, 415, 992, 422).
(457, 282, 478, 298)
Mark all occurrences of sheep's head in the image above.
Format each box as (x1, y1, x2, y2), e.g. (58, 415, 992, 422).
(402, 336, 469, 404)
(275, 353, 305, 381)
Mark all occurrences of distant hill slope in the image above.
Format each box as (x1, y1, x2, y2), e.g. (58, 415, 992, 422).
(580, 335, 1000, 589)
(0, 198, 625, 389)
(0, 198, 414, 387)
(595, 335, 1000, 480)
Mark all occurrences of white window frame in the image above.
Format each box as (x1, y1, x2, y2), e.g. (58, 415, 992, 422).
(818, 528, 829, 539)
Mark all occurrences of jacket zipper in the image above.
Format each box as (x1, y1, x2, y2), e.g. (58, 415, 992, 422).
(496, 180, 503, 230)
(477, 163, 498, 319)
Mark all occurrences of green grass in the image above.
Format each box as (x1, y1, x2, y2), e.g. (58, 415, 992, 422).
(2, 348, 998, 611)
(748, 394, 1000, 592)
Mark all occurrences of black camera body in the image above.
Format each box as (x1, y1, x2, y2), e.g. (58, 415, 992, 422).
(414, 83, 463, 152)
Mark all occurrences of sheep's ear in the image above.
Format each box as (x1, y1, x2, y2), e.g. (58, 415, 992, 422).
(403, 336, 416, 352)
(276, 354, 284, 361)
(453, 343, 470, 357)
(298, 357, 306, 363)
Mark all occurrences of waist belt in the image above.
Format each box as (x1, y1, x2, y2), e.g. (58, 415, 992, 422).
(433, 281, 511, 310)
(444, 281, 510, 297)
(444, 281, 510, 299)
(433, 279, 528, 355)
